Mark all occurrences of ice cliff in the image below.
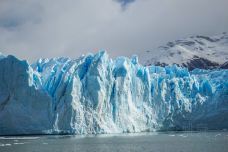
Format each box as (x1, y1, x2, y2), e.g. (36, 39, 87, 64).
(0, 51, 227, 135)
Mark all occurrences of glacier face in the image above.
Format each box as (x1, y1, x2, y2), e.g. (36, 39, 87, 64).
(0, 51, 228, 135)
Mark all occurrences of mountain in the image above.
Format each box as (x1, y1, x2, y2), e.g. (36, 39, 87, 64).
(143, 32, 228, 70)
(0, 51, 227, 135)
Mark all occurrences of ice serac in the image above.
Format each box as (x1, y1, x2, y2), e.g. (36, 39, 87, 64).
(0, 55, 53, 135)
(0, 51, 228, 135)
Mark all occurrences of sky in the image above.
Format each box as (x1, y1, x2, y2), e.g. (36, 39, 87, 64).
(0, 0, 228, 62)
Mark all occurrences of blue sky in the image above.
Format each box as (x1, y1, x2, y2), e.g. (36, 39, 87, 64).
(0, 0, 228, 62)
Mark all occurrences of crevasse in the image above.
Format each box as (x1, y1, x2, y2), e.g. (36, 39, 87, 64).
(0, 51, 227, 135)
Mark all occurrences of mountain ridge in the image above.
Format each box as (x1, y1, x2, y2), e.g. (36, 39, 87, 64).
(143, 32, 228, 70)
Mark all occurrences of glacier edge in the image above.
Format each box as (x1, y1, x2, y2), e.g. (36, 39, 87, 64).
(0, 51, 227, 135)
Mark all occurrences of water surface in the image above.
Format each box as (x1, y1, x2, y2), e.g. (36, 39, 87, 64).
(0, 131, 228, 152)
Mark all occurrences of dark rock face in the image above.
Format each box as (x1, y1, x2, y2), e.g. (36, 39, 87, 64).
(152, 59, 225, 71)
(220, 61, 228, 69)
(183, 56, 220, 71)
(195, 35, 220, 42)
(147, 62, 168, 67)
(148, 56, 227, 71)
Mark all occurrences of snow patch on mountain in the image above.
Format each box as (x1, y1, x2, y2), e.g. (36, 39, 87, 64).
(143, 32, 228, 70)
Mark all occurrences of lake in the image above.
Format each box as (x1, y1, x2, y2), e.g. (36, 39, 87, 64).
(0, 131, 228, 152)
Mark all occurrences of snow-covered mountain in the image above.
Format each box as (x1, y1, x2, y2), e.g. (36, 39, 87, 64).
(0, 51, 227, 135)
(143, 32, 228, 70)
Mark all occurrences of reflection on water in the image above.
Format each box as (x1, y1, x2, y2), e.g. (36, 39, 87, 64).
(0, 131, 228, 152)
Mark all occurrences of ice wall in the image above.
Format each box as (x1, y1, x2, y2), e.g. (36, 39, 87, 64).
(0, 51, 227, 135)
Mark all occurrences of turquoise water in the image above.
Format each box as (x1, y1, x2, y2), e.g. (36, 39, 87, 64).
(0, 132, 228, 152)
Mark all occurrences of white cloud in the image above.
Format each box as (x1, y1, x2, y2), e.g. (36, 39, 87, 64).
(0, 0, 228, 62)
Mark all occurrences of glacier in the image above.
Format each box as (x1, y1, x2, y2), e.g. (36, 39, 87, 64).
(0, 51, 227, 135)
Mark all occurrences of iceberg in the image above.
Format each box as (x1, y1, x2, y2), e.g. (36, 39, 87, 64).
(0, 51, 227, 135)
